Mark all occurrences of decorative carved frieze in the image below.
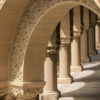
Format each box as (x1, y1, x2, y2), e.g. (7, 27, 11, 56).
(8, 81, 45, 99)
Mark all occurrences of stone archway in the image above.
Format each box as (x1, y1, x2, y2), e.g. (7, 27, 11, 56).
(8, 0, 100, 98)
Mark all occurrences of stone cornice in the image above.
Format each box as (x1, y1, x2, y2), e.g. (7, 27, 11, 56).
(8, 81, 45, 89)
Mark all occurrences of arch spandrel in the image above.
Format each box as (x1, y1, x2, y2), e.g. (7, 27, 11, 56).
(9, 0, 100, 82)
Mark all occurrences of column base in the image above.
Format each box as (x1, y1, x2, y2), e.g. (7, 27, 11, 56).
(57, 77, 73, 84)
(70, 65, 83, 72)
(81, 56, 91, 63)
(89, 49, 97, 55)
(40, 91, 60, 100)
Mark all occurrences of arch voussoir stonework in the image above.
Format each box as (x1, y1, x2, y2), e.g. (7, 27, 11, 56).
(8, 0, 100, 99)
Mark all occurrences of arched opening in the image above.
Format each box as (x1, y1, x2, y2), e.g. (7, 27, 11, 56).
(8, 0, 100, 99)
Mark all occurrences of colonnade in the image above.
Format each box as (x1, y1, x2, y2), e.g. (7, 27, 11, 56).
(1, 6, 100, 100)
(40, 6, 100, 100)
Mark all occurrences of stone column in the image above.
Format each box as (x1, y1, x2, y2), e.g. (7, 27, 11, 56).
(89, 11, 97, 55)
(58, 13, 72, 84)
(95, 17, 100, 48)
(40, 31, 60, 100)
(81, 7, 91, 62)
(71, 6, 83, 72)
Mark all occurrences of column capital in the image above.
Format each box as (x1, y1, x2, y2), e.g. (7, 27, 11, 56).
(8, 81, 45, 99)
(73, 31, 81, 38)
(46, 46, 57, 57)
(60, 37, 71, 47)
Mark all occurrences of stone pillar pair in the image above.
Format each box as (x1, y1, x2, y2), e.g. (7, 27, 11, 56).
(58, 6, 83, 84)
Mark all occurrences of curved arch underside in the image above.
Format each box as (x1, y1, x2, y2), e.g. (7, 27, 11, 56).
(9, 0, 100, 82)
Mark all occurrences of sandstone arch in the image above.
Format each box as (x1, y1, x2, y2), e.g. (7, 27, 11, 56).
(9, 1, 100, 97)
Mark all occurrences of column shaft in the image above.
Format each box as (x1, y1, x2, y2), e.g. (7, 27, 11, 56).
(96, 23, 100, 48)
(59, 44, 71, 77)
(43, 53, 58, 92)
(71, 37, 83, 72)
(58, 43, 72, 84)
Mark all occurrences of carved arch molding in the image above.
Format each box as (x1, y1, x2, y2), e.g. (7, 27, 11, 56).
(2, 0, 99, 99)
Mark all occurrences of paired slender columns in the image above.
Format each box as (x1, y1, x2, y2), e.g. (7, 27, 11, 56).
(81, 7, 91, 62)
(89, 11, 97, 55)
(95, 17, 100, 48)
(41, 31, 60, 100)
(71, 6, 83, 72)
(58, 13, 73, 84)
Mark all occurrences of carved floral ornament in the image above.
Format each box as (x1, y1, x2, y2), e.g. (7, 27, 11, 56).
(0, 81, 45, 99)
(7, 0, 100, 99)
